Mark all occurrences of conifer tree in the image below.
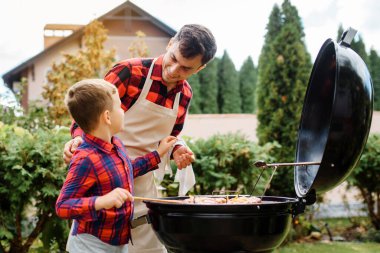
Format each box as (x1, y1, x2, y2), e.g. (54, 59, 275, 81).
(218, 51, 241, 113)
(256, 4, 282, 116)
(369, 49, 380, 110)
(188, 74, 202, 114)
(199, 58, 219, 113)
(256, 0, 312, 196)
(239, 56, 257, 113)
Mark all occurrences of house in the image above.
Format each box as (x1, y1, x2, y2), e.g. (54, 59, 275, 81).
(2, 0, 176, 109)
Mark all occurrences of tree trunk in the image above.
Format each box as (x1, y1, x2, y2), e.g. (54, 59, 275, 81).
(359, 186, 380, 230)
(8, 212, 50, 253)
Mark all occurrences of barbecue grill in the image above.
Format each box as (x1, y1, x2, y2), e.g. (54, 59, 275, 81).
(140, 27, 373, 253)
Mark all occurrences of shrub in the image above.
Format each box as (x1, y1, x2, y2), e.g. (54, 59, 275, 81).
(162, 133, 280, 196)
(0, 122, 70, 253)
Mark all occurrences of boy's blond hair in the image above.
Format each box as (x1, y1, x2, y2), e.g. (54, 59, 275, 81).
(65, 79, 117, 133)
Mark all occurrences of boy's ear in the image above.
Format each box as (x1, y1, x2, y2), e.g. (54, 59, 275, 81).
(102, 110, 112, 125)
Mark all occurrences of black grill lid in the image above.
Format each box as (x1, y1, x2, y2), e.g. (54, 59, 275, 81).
(294, 28, 373, 198)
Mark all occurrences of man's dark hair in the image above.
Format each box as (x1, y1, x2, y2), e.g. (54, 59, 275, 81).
(173, 24, 217, 65)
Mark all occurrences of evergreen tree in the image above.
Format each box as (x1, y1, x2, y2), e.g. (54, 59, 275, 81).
(369, 48, 380, 110)
(188, 74, 202, 114)
(239, 56, 257, 113)
(199, 58, 219, 113)
(256, 0, 312, 196)
(218, 51, 241, 113)
(256, 4, 282, 115)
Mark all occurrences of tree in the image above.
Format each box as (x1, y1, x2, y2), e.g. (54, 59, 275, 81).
(256, 3, 282, 119)
(369, 48, 380, 110)
(256, 0, 312, 196)
(198, 58, 219, 113)
(42, 20, 115, 125)
(218, 51, 241, 113)
(348, 134, 380, 230)
(188, 74, 202, 114)
(0, 123, 70, 253)
(239, 56, 257, 113)
(128, 30, 149, 58)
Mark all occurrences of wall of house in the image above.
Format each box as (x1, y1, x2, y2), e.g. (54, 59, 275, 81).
(181, 112, 380, 141)
(25, 15, 172, 104)
(106, 36, 170, 61)
(27, 38, 82, 102)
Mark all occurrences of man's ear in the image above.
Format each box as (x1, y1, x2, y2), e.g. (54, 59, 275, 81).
(195, 64, 206, 74)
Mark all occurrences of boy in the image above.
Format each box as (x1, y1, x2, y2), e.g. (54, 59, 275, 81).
(56, 79, 176, 253)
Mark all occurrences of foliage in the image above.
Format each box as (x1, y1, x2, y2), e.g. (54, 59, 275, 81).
(128, 30, 149, 58)
(369, 49, 380, 110)
(199, 58, 219, 113)
(188, 73, 202, 114)
(347, 134, 380, 230)
(162, 133, 280, 196)
(256, 0, 312, 196)
(42, 20, 115, 125)
(274, 242, 380, 253)
(0, 122, 71, 253)
(239, 56, 257, 113)
(218, 51, 241, 113)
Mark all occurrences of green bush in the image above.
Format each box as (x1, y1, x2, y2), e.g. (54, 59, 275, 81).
(162, 133, 280, 196)
(348, 134, 380, 230)
(0, 122, 70, 253)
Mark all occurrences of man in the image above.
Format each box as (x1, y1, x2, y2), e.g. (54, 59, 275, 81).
(63, 24, 217, 253)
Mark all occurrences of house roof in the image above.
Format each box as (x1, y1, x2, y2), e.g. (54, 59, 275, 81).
(2, 0, 176, 87)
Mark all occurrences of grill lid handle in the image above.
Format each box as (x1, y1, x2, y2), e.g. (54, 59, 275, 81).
(339, 27, 357, 47)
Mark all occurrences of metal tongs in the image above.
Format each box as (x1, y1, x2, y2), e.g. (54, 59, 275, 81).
(250, 160, 320, 197)
(254, 160, 320, 168)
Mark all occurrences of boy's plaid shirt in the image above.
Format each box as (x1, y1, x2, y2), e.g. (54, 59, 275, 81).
(56, 133, 160, 245)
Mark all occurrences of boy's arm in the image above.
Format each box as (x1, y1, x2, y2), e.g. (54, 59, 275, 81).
(131, 151, 161, 178)
(55, 155, 99, 221)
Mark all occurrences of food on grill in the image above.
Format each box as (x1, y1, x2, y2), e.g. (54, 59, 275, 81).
(183, 196, 262, 204)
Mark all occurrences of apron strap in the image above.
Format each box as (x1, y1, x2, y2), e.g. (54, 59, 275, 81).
(137, 58, 157, 102)
(173, 91, 181, 111)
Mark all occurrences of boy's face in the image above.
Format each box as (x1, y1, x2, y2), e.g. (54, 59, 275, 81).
(109, 89, 124, 135)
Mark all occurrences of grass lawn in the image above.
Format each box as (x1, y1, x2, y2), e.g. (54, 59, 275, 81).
(274, 242, 380, 253)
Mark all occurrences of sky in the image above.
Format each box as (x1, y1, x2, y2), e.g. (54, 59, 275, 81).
(1, 0, 380, 88)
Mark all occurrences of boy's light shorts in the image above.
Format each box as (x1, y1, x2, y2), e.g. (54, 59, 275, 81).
(66, 233, 128, 253)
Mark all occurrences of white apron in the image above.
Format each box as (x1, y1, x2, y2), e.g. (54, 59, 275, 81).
(117, 58, 180, 253)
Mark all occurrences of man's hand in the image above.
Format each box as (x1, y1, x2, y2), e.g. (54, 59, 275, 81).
(63, 136, 83, 164)
(173, 146, 195, 170)
(95, 188, 133, 210)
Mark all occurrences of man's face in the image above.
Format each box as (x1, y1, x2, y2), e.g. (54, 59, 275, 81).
(162, 40, 206, 85)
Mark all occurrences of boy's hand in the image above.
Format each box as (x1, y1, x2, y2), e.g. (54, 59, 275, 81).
(95, 188, 133, 210)
(63, 136, 83, 164)
(157, 136, 177, 157)
(173, 146, 195, 169)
